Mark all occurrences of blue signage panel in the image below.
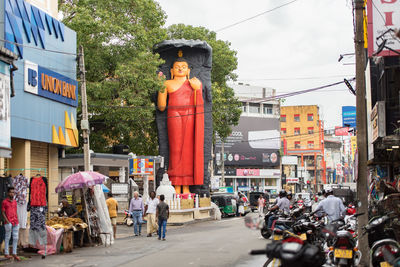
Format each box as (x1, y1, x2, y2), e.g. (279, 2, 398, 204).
(38, 66, 78, 107)
(342, 106, 356, 128)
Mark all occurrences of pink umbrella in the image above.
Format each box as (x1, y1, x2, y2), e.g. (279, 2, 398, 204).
(55, 171, 107, 193)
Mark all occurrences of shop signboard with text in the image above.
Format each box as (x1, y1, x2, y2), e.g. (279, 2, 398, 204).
(24, 61, 78, 107)
(5, 0, 78, 145)
(367, 0, 400, 57)
(0, 73, 11, 157)
(236, 169, 260, 176)
(215, 117, 280, 167)
(342, 106, 356, 128)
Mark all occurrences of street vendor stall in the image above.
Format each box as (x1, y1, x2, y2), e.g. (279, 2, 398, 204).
(55, 171, 113, 249)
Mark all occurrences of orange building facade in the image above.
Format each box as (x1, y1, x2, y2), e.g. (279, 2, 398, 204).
(280, 105, 326, 189)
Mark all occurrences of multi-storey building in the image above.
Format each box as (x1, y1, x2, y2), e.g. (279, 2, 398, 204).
(280, 105, 326, 190)
(0, 0, 78, 213)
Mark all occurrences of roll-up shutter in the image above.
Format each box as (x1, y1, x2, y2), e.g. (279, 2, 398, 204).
(30, 141, 48, 177)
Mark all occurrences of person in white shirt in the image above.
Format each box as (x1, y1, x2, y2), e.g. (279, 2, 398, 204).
(145, 191, 159, 237)
(314, 188, 346, 222)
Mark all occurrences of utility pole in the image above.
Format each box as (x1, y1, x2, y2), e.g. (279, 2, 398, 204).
(354, 0, 369, 265)
(78, 45, 91, 172)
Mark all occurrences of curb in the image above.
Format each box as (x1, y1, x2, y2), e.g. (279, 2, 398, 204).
(167, 217, 215, 226)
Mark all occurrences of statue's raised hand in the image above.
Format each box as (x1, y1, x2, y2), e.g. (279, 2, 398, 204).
(189, 77, 202, 91)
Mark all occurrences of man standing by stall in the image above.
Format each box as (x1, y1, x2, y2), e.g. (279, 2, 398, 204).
(2, 187, 20, 261)
(129, 191, 144, 236)
(145, 191, 159, 237)
(58, 198, 78, 218)
(106, 193, 118, 239)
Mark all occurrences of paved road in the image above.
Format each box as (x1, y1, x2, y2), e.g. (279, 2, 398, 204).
(14, 217, 267, 267)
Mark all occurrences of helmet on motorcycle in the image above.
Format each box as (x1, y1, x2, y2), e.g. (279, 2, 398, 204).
(279, 190, 287, 198)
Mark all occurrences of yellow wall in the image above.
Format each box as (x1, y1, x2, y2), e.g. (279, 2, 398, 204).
(280, 105, 321, 151)
(48, 145, 59, 212)
(9, 139, 31, 177)
(26, 0, 58, 18)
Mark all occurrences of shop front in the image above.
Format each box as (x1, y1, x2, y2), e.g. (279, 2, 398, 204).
(219, 168, 281, 196)
(0, 0, 78, 214)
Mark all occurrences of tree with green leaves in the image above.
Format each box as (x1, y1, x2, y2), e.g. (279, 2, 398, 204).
(60, 0, 167, 155)
(167, 24, 242, 141)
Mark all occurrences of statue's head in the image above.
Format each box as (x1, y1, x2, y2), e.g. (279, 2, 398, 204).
(171, 58, 190, 80)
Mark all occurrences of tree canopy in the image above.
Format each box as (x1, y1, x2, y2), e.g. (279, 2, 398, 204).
(60, 0, 167, 155)
(59, 1, 241, 155)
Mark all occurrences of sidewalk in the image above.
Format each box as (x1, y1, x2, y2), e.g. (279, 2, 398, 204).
(0, 223, 185, 265)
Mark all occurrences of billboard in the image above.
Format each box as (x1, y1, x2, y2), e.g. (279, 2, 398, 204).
(215, 116, 280, 167)
(342, 106, 356, 128)
(0, 73, 11, 157)
(367, 0, 400, 57)
(335, 126, 350, 136)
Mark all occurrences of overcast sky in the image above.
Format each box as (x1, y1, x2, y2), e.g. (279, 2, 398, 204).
(156, 0, 356, 129)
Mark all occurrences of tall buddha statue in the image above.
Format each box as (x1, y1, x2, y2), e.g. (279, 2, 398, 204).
(157, 51, 204, 194)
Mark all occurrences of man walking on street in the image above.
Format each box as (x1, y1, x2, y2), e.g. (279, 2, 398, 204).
(2, 187, 20, 261)
(257, 194, 265, 217)
(156, 194, 169, 241)
(145, 191, 159, 237)
(129, 191, 144, 236)
(106, 193, 118, 239)
(313, 188, 346, 222)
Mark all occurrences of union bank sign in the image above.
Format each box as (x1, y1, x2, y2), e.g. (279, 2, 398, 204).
(24, 60, 78, 107)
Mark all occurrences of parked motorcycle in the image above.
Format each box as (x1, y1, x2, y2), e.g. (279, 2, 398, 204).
(363, 213, 400, 267)
(123, 209, 133, 226)
(250, 231, 326, 267)
(325, 214, 364, 266)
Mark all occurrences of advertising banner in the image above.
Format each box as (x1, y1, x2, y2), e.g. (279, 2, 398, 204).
(236, 169, 260, 176)
(342, 106, 356, 128)
(129, 158, 154, 175)
(0, 73, 11, 157)
(367, 0, 400, 57)
(215, 117, 280, 167)
(335, 126, 350, 136)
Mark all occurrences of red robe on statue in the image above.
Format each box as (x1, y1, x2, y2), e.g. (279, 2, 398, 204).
(167, 80, 204, 185)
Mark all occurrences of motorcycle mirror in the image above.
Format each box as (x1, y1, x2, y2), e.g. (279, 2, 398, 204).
(244, 213, 262, 230)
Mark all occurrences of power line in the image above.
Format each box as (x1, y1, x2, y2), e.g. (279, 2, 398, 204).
(236, 74, 354, 81)
(215, 0, 301, 32)
(246, 78, 355, 103)
(86, 79, 354, 112)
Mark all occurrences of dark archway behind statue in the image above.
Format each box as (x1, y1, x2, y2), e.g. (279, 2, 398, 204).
(153, 39, 212, 196)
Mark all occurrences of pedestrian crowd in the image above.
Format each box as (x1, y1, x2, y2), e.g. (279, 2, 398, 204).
(112, 191, 170, 241)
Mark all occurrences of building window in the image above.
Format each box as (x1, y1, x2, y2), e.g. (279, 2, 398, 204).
(294, 114, 300, 122)
(281, 128, 286, 135)
(294, 141, 301, 149)
(308, 127, 314, 134)
(249, 103, 260, 114)
(294, 128, 300, 135)
(308, 141, 314, 148)
(263, 104, 273, 114)
(242, 103, 247, 112)
(280, 115, 286, 122)
(307, 113, 313, 121)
